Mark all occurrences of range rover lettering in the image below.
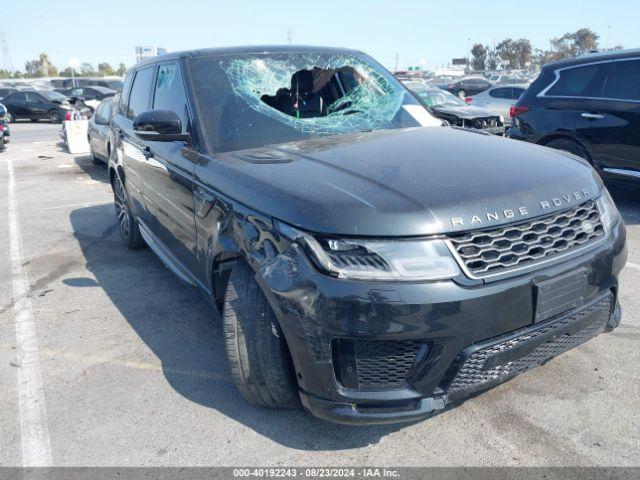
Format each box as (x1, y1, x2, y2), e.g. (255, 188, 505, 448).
(108, 46, 627, 425)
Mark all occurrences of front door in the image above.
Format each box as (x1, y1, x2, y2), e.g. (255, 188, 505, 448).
(141, 62, 200, 279)
(25, 93, 48, 119)
(114, 67, 155, 222)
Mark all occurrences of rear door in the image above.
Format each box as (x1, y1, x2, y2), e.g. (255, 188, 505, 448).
(6, 92, 27, 118)
(540, 62, 609, 146)
(581, 58, 640, 180)
(141, 61, 200, 276)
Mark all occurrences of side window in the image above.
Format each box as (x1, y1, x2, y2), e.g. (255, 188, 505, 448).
(153, 62, 189, 132)
(126, 67, 154, 120)
(26, 93, 42, 103)
(546, 64, 607, 97)
(602, 60, 640, 101)
(12, 93, 26, 102)
(511, 88, 525, 100)
(489, 88, 508, 99)
(118, 73, 134, 115)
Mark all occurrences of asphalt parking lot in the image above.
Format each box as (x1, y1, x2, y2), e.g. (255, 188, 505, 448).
(0, 122, 639, 467)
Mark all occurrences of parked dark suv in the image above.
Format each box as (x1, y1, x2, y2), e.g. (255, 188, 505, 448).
(108, 46, 626, 425)
(508, 49, 640, 185)
(2, 90, 73, 123)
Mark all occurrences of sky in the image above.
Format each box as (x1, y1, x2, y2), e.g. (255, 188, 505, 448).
(2, 0, 639, 73)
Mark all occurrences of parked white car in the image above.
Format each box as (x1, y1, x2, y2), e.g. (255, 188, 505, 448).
(468, 84, 529, 125)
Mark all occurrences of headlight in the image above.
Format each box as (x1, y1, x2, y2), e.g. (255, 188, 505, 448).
(276, 222, 460, 281)
(596, 189, 620, 234)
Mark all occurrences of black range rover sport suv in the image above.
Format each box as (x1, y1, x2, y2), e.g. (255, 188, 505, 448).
(108, 46, 627, 425)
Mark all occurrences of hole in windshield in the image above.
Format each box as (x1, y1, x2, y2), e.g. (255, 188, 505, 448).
(220, 54, 407, 134)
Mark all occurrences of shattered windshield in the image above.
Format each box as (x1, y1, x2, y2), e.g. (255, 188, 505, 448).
(186, 51, 439, 153)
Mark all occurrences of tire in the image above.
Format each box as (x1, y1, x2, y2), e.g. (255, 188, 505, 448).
(457, 89, 467, 99)
(223, 262, 301, 409)
(112, 173, 145, 249)
(48, 110, 61, 124)
(544, 138, 590, 162)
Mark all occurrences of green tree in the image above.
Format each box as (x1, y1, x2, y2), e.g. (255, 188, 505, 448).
(573, 28, 599, 55)
(541, 28, 600, 65)
(24, 59, 41, 77)
(514, 38, 533, 69)
(98, 62, 115, 76)
(39, 53, 58, 76)
(23, 52, 58, 77)
(116, 62, 126, 76)
(495, 38, 520, 69)
(59, 66, 74, 77)
(471, 43, 487, 71)
(80, 62, 96, 76)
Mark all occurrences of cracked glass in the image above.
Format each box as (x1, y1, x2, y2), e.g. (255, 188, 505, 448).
(187, 51, 439, 153)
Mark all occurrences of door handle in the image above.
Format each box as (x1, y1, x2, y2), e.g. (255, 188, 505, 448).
(581, 112, 604, 120)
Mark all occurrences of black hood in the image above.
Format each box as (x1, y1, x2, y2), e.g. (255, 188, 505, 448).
(431, 104, 499, 119)
(197, 127, 603, 237)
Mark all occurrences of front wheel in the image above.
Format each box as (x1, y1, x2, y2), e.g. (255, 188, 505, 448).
(223, 262, 301, 409)
(48, 110, 61, 124)
(113, 174, 145, 249)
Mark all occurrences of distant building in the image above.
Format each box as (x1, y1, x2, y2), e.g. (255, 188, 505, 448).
(135, 46, 168, 63)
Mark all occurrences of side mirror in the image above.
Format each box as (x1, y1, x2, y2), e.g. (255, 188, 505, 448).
(133, 110, 190, 142)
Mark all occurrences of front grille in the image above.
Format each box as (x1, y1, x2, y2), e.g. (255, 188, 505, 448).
(445, 293, 612, 396)
(448, 200, 604, 278)
(472, 117, 500, 129)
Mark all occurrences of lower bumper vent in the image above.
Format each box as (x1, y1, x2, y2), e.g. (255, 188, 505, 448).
(333, 339, 424, 390)
(445, 293, 613, 397)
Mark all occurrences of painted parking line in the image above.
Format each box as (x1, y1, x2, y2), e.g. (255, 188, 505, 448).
(7, 156, 52, 467)
(627, 262, 640, 271)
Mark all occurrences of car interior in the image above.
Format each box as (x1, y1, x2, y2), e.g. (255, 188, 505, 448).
(260, 66, 366, 119)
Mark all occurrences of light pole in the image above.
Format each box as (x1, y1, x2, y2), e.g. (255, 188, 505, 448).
(69, 58, 79, 87)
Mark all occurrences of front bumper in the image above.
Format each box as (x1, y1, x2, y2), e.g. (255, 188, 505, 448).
(257, 220, 626, 425)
